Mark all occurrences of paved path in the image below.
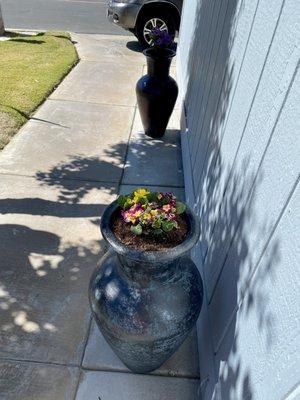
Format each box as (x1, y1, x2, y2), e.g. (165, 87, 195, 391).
(1, 0, 131, 35)
(0, 33, 199, 399)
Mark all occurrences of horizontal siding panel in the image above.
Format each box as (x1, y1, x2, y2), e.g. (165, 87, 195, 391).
(197, 0, 286, 266)
(189, 0, 228, 166)
(208, 66, 300, 349)
(178, 0, 300, 398)
(184, 0, 216, 111)
(205, 0, 300, 298)
(191, 0, 260, 204)
(212, 184, 300, 400)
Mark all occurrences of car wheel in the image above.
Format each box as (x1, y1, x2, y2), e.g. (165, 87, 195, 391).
(136, 11, 176, 48)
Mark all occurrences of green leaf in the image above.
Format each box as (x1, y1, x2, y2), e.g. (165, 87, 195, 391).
(161, 197, 170, 205)
(117, 195, 127, 209)
(139, 196, 148, 205)
(131, 224, 143, 236)
(152, 219, 161, 229)
(162, 220, 176, 232)
(154, 229, 163, 235)
(124, 200, 133, 210)
(176, 201, 187, 214)
(147, 192, 158, 202)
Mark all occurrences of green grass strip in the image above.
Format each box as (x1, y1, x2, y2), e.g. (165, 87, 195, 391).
(0, 31, 78, 149)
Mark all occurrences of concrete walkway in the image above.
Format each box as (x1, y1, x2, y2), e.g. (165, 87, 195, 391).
(0, 34, 199, 400)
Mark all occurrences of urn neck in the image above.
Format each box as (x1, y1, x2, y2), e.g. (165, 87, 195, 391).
(100, 201, 200, 273)
(144, 48, 175, 78)
(147, 57, 171, 78)
(117, 254, 182, 284)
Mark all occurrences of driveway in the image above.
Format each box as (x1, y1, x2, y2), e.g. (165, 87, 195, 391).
(1, 0, 132, 35)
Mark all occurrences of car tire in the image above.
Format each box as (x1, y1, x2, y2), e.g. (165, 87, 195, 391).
(136, 11, 176, 48)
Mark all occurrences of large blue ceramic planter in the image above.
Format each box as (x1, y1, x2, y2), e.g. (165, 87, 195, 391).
(89, 200, 203, 374)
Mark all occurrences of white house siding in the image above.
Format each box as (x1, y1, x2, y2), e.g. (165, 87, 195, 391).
(177, 0, 300, 399)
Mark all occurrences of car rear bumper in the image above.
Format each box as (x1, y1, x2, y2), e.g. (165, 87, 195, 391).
(107, 2, 140, 30)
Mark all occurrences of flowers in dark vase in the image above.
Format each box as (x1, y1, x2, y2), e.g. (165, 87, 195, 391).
(117, 188, 186, 236)
(148, 28, 174, 49)
(136, 28, 177, 139)
(89, 189, 203, 375)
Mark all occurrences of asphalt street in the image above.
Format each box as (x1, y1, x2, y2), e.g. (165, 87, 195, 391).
(1, 0, 132, 35)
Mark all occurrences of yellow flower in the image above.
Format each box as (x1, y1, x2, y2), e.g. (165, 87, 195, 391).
(134, 188, 150, 197)
(151, 209, 158, 216)
(133, 188, 150, 203)
(143, 212, 151, 221)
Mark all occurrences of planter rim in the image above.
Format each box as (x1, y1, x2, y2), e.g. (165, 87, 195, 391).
(143, 47, 176, 60)
(100, 199, 200, 263)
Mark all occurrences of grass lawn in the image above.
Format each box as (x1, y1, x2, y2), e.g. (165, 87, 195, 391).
(0, 31, 78, 149)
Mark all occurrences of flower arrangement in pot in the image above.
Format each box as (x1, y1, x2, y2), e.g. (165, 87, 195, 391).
(148, 28, 174, 53)
(89, 188, 203, 374)
(136, 29, 178, 139)
(116, 188, 187, 249)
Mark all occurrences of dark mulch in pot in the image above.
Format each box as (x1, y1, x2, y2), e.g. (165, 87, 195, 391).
(111, 212, 188, 251)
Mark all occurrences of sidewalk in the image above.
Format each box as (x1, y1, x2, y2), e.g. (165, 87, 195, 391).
(0, 33, 199, 399)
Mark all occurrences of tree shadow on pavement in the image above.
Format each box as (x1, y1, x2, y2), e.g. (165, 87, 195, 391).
(35, 143, 128, 205)
(0, 223, 105, 364)
(0, 125, 184, 375)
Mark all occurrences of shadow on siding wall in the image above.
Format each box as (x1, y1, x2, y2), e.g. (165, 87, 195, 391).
(182, 0, 280, 398)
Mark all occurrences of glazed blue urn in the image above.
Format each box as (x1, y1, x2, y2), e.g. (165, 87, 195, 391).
(89, 200, 203, 374)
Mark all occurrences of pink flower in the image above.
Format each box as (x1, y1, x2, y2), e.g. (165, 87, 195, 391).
(162, 204, 172, 212)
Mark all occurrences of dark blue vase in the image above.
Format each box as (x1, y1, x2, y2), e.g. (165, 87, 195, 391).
(89, 200, 203, 374)
(136, 47, 178, 139)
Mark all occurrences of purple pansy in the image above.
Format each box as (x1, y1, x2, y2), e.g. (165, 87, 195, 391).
(149, 29, 173, 48)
